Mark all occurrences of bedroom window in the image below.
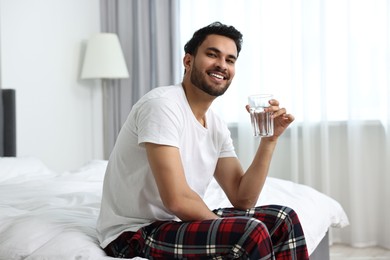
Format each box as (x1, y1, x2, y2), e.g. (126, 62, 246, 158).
(179, 0, 389, 124)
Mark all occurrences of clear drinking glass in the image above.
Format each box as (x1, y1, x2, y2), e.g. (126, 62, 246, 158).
(248, 94, 274, 137)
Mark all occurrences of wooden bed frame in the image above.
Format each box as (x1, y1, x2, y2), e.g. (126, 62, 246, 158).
(0, 88, 330, 259)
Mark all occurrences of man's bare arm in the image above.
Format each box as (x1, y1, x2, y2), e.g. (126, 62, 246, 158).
(145, 142, 219, 221)
(214, 138, 277, 210)
(215, 100, 294, 210)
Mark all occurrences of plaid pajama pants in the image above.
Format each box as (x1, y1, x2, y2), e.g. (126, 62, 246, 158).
(104, 205, 309, 259)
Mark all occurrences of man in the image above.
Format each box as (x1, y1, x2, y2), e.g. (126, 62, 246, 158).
(97, 22, 309, 259)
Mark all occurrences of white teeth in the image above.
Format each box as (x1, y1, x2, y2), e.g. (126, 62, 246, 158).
(210, 73, 224, 79)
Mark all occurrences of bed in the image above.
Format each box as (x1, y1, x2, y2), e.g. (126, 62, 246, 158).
(0, 89, 349, 259)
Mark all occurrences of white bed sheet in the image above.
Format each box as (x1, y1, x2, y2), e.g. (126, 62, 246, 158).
(0, 157, 348, 259)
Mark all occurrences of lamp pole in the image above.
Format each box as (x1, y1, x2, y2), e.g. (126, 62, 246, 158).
(81, 33, 129, 159)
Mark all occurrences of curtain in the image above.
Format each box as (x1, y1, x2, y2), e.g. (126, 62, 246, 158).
(180, 0, 390, 249)
(100, 0, 181, 158)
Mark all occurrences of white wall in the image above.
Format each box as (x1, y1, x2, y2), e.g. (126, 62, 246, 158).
(0, 0, 104, 172)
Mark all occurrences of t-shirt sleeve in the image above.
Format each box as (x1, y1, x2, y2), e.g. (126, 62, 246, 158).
(214, 116, 237, 158)
(135, 97, 183, 147)
(219, 130, 237, 158)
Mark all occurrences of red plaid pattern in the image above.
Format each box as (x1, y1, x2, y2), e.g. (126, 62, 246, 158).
(104, 205, 309, 259)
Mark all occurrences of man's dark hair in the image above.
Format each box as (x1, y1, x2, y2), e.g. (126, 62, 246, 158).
(184, 22, 243, 57)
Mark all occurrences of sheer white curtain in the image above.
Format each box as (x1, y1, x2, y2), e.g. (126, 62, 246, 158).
(180, 0, 390, 249)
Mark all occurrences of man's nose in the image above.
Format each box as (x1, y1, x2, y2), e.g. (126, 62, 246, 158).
(215, 58, 228, 71)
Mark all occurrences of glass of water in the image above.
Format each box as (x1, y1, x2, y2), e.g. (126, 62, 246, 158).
(248, 94, 274, 137)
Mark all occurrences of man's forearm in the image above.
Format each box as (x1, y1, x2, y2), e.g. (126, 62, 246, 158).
(167, 190, 219, 221)
(235, 139, 278, 209)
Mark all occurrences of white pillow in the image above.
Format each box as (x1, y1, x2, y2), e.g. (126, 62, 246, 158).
(0, 156, 52, 182)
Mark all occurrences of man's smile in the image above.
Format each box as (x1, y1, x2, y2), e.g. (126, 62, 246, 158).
(208, 72, 227, 81)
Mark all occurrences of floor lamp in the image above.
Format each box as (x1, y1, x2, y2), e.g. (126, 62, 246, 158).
(81, 33, 129, 159)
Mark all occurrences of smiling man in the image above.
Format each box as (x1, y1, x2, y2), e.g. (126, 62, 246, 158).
(97, 22, 309, 259)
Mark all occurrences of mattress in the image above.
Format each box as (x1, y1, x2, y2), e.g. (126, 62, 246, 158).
(0, 157, 349, 259)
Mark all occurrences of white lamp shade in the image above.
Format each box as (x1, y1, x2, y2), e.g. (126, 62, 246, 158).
(81, 33, 129, 79)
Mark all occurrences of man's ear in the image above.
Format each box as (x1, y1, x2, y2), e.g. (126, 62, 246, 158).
(183, 53, 193, 72)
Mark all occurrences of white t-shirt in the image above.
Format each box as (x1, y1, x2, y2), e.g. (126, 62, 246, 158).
(96, 84, 237, 248)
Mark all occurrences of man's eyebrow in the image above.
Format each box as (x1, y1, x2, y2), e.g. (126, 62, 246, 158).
(206, 47, 237, 60)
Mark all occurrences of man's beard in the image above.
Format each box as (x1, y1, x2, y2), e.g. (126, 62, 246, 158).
(190, 64, 231, 97)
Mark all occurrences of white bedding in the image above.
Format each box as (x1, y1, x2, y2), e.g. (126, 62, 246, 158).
(0, 157, 349, 260)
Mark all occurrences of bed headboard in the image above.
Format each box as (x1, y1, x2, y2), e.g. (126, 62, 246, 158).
(1, 89, 16, 157)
